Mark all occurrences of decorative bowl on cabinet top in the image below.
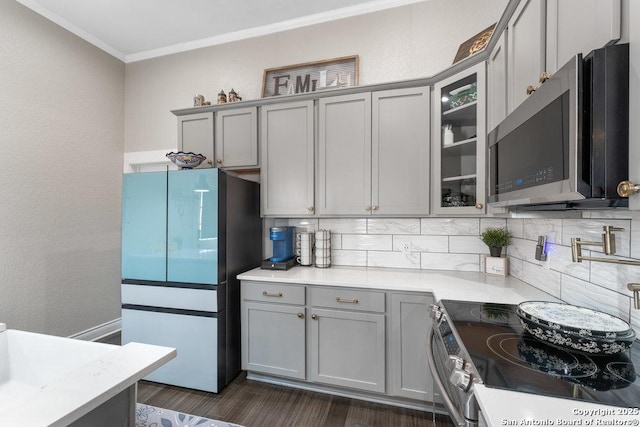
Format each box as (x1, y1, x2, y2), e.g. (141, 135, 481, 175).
(166, 151, 206, 169)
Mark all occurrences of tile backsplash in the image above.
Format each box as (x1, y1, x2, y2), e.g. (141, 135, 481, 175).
(275, 210, 640, 338)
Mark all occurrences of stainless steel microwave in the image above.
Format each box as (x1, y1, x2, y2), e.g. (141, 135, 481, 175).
(488, 43, 629, 209)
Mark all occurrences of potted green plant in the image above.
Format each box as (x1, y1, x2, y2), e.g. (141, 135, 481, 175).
(481, 227, 511, 257)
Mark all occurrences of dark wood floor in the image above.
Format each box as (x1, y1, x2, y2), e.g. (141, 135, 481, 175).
(102, 333, 454, 427)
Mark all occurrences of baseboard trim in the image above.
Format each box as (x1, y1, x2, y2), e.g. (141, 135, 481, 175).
(245, 372, 448, 415)
(68, 318, 121, 342)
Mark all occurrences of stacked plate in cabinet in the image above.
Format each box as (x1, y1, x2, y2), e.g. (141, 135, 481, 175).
(516, 301, 636, 355)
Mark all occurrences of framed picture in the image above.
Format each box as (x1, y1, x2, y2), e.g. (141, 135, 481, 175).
(453, 24, 496, 64)
(262, 55, 359, 98)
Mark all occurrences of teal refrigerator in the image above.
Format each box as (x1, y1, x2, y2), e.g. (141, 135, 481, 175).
(120, 168, 261, 392)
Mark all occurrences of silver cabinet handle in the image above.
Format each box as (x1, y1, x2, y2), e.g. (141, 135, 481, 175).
(297, 313, 305, 319)
(336, 297, 358, 304)
(311, 314, 318, 320)
(262, 291, 283, 297)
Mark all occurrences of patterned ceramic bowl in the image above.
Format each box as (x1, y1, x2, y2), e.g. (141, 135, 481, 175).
(517, 301, 634, 339)
(166, 151, 206, 169)
(518, 315, 635, 355)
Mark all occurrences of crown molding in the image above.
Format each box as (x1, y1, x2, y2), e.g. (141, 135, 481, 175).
(16, 0, 427, 64)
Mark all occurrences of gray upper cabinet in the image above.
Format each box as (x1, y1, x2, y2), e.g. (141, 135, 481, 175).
(432, 62, 486, 215)
(318, 93, 372, 215)
(318, 87, 430, 216)
(372, 87, 430, 216)
(506, 0, 621, 114)
(546, 0, 621, 74)
(177, 112, 214, 168)
(260, 100, 315, 217)
(507, 0, 546, 113)
(487, 31, 508, 133)
(214, 107, 258, 170)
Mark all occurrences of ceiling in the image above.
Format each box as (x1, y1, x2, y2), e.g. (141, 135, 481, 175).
(16, 0, 426, 63)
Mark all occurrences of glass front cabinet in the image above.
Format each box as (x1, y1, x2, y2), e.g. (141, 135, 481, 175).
(432, 62, 486, 215)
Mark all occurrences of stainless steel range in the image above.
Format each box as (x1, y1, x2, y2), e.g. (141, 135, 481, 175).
(427, 300, 640, 427)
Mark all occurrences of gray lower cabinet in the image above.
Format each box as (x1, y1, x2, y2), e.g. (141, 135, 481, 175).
(389, 293, 433, 401)
(241, 282, 306, 380)
(309, 308, 385, 393)
(241, 280, 434, 403)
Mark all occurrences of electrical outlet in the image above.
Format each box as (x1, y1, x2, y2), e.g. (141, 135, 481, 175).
(402, 242, 411, 255)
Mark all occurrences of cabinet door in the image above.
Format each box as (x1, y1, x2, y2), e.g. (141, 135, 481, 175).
(487, 31, 508, 133)
(507, 0, 545, 113)
(177, 112, 214, 168)
(241, 302, 306, 380)
(432, 62, 486, 215)
(121, 172, 167, 281)
(309, 308, 385, 393)
(390, 293, 434, 401)
(318, 93, 372, 215)
(260, 100, 315, 216)
(372, 87, 430, 216)
(546, 0, 620, 74)
(167, 169, 219, 285)
(214, 107, 258, 169)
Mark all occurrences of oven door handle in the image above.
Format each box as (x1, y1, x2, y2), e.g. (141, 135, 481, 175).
(427, 327, 466, 427)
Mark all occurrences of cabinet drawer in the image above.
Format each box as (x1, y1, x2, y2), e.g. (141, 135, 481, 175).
(310, 287, 385, 313)
(122, 283, 219, 312)
(242, 281, 305, 305)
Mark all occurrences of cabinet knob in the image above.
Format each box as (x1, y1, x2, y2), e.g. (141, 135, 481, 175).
(526, 85, 538, 95)
(216, 159, 223, 164)
(372, 206, 379, 211)
(617, 181, 640, 197)
(475, 203, 484, 209)
(365, 206, 372, 211)
(298, 313, 305, 319)
(307, 206, 314, 213)
(311, 314, 318, 320)
(539, 72, 552, 83)
(207, 160, 213, 165)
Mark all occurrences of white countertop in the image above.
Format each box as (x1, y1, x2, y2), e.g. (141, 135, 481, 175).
(238, 265, 639, 426)
(0, 342, 176, 427)
(238, 265, 556, 305)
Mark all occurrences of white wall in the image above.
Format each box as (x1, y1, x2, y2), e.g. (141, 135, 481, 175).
(0, 1, 125, 336)
(124, 0, 508, 152)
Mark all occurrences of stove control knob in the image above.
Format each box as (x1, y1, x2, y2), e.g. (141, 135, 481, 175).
(429, 304, 443, 320)
(446, 355, 465, 371)
(449, 368, 472, 392)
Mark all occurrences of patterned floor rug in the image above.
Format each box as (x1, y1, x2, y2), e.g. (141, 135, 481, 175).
(136, 403, 242, 427)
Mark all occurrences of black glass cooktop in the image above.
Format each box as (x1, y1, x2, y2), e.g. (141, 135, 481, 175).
(440, 300, 640, 407)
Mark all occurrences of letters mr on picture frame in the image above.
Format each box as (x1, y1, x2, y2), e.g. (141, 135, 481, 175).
(262, 55, 359, 98)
